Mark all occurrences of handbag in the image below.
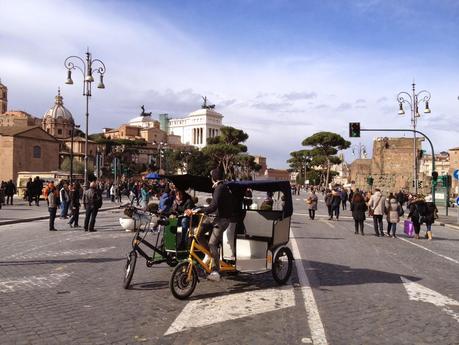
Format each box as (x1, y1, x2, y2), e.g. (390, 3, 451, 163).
(404, 219, 414, 237)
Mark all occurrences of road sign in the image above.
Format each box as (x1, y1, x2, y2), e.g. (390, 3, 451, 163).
(456, 197, 459, 206)
(453, 169, 459, 180)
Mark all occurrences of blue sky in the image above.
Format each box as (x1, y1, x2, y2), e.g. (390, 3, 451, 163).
(1, 0, 459, 168)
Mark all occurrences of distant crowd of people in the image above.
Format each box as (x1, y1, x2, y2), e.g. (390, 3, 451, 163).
(306, 187, 438, 240)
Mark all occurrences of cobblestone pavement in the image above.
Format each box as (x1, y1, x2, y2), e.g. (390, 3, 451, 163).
(0, 195, 458, 344)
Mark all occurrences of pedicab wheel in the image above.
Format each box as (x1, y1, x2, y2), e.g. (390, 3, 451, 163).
(123, 251, 137, 289)
(272, 247, 293, 285)
(170, 262, 197, 300)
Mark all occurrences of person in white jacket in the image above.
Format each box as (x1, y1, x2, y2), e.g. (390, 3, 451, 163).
(368, 189, 386, 237)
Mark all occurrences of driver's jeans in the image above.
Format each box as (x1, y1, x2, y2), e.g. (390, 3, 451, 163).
(200, 217, 230, 272)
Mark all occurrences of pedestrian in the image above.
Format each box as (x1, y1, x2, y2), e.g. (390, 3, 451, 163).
(330, 189, 341, 220)
(5, 180, 16, 205)
(46, 182, 58, 231)
(385, 194, 402, 237)
(59, 183, 70, 219)
(306, 189, 318, 220)
(140, 183, 152, 210)
(243, 188, 253, 209)
(83, 182, 102, 232)
(368, 188, 386, 237)
(116, 184, 122, 203)
(260, 191, 274, 211)
(408, 194, 427, 240)
(341, 189, 348, 210)
(424, 201, 438, 240)
(351, 192, 367, 235)
(172, 189, 195, 248)
(68, 182, 81, 228)
(32, 176, 43, 206)
(0, 182, 5, 209)
(26, 177, 33, 206)
(325, 190, 333, 219)
(110, 184, 116, 202)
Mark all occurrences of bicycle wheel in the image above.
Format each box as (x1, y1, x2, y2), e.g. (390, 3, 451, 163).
(272, 247, 293, 285)
(123, 250, 137, 289)
(169, 261, 197, 300)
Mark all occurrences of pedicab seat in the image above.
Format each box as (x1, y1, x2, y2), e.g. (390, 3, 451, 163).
(243, 210, 290, 247)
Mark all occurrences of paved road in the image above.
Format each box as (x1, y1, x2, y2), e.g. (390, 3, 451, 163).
(0, 194, 458, 344)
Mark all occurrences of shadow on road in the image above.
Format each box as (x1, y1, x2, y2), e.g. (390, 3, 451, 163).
(303, 260, 421, 287)
(0, 257, 124, 266)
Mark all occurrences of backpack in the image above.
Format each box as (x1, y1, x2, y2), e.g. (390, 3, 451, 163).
(415, 203, 427, 224)
(94, 190, 103, 209)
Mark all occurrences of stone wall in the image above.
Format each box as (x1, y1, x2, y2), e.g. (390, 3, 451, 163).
(348, 159, 372, 191)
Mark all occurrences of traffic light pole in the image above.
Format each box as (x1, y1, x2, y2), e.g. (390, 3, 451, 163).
(360, 128, 436, 203)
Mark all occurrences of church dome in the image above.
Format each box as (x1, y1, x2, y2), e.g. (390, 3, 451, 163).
(43, 89, 74, 123)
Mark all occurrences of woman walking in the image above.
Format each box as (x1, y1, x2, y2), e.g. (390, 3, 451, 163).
(408, 195, 427, 240)
(424, 202, 438, 240)
(306, 189, 318, 220)
(351, 193, 367, 235)
(68, 182, 81, 228)
(385, 195, 402, 237)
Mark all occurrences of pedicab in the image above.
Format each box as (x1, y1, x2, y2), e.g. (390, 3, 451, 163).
(169, 179, 294, 299)
(121, 174, 213, 289)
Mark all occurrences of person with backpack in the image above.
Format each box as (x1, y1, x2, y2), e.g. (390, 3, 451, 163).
(385, 194, 403, 238)
(408, 194, 427, 240)
(83, 182, 103, 232)
(424, 202, 438, 240)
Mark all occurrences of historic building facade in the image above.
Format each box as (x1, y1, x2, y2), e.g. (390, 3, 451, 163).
(0, 126, 60, 182)
(42, 89, 75, 139)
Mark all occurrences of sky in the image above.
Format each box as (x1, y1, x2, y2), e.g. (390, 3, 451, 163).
(1, 0, 459, 168)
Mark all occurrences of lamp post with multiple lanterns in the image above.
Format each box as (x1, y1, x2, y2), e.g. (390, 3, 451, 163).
(397, 83, 431, 194)
(64, 49, 106, 188)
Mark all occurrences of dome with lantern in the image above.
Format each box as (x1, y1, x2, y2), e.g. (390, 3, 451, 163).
(42, 88, 76, 139)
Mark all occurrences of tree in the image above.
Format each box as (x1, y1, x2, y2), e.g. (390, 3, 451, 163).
(202, 126, 249, 178)
(302, 132, 350, 187)
(235, 154, 262, 180)
(287, 150, 312, 183)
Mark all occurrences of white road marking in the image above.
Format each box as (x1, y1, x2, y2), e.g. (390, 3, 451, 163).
(397, 237, 459, 265)
(293, 212, 353, 220)
(401, 276, 459, 323)
(0, 272, 71, 293)
(290, 229, 328, 345)
(4, 246, 116, 260)
(320, 220, 335, 229)
(364, 221, 459, 265)
(164, 287, 295, 335)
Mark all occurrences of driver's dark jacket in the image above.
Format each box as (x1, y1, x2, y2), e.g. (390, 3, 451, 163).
(204, 182, 232, 219)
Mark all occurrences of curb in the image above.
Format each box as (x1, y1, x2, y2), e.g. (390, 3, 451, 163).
(439, 222, 459, 231)
(0, 206, 121, 227)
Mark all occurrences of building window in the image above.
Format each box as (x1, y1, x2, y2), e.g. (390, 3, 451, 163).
(69, 130, 71, 135)
(58, 129, 62, 135)
(33, 146, 41, 158)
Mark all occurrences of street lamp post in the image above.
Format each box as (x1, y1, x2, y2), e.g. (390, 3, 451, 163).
(70, 124, 80, 184)
(397, 82, 431, 194)
(64, 49, 106, 188)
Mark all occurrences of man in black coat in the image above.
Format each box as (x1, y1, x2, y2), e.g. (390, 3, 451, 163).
(5, 180, 16, 205)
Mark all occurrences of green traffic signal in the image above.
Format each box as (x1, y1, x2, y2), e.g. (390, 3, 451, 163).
(349, 122, 360, 138)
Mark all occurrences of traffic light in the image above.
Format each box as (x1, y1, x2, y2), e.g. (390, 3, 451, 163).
(432, 171, 438, 181)
(418, 181, 423, 189)
(349, 122, 361, 138)
(367, 176, 374, 186)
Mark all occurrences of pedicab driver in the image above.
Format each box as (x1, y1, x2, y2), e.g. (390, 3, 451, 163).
(185, 167, 232, 282)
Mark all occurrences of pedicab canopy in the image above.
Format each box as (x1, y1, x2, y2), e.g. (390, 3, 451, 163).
(164, 174, 213, 193)
(226, 180, 293, 218)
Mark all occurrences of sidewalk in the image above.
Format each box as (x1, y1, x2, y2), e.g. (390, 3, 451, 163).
(0, 196, 126, 226)
(435, 205, 459, 230)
